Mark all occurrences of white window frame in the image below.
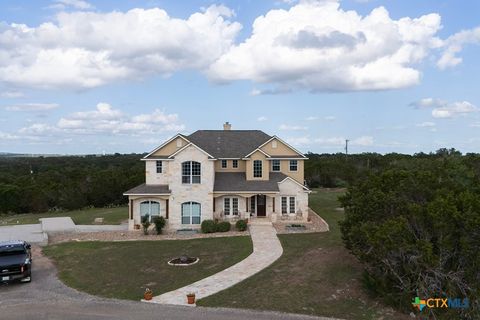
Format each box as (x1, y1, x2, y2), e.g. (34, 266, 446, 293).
(289, 160, 298, 172)
(281, 196, 296, 214)
(253, 160, 262, 178)
(272, 160, 281, 172)
(182, 161, 201, 184)
(232, 160, 238, 168)
(181, 202, 201, 224)
(156, 160, 162, 173)
(224, 197, 239, 216)
(140, 200, 161, 222)
(221, 160, 228, 168)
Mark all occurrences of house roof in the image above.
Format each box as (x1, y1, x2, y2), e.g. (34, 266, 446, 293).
(123, 183, 171, 195)
(213, 172, 288, 192)
(187, 130, 272, 158)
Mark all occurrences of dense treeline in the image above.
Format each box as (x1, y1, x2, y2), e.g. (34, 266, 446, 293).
(0, 154, 144, 214)
(0, 148, 478, 214)
(339, 150, 480, 319)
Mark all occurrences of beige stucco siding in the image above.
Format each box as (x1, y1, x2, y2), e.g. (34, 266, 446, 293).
(261, 138, 299, 156)
(214, 159, 246, 172)
(151, 137, 186, 156)
(270, 159, 304, 184)
(245, 151, 269, 181)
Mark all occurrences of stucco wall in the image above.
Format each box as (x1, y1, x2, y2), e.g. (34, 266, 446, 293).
(214, 159, 246, 172)
(269, 159, 304, 184)
(260, 138, 299, 156)
(245, 151, 269, 181)
(151, 137, 186, 156)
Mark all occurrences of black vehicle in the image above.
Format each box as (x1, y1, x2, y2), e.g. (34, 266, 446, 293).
(0, 241, 32, 283)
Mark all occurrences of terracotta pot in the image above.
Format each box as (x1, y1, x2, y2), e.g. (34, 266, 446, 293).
(134, 224, 141, 230)
(144, 292, 153, 301)
(187, 294, 196, 304)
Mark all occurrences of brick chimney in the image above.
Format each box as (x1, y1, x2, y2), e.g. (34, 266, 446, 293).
(223, 122, 231, 130)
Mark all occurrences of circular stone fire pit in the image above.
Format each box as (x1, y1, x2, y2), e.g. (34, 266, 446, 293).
(168, 255, 199, 266)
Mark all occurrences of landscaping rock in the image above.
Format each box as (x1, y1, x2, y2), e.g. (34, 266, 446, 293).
(94, 218, 104, 224)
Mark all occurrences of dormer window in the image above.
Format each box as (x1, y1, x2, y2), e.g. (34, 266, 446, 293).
(182, 161, 201, 184)
(253, 160, 262, 178)
(156, 161, 162, 173)
(221, 160, 227, 168)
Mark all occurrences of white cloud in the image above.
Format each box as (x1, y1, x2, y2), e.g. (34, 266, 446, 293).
(305, 116, 318, 121)
(208, 0, 443, 92)
(411, 98, 477, 119)
(315, 137, 345, 145)
(324, 115, 336, 121)
(279, 124, 308, 131)
(49, 0, 94, 10)
(5, 103, 59, 111)
(257, 116, 268, 122)
(0, 5, 241, 89)
(416, 121, 435, 127)
(285, 136, 311, 146)
(0, 131, 20, 140)
(438, 26, 480, 69)
(1, 90, 24, 98)
(351, 135, 374, 146)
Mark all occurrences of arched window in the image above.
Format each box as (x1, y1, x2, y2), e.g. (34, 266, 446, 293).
(181, 202, 201, 224)
(182, 161, 201, 184)
(140, 201, 160, 222)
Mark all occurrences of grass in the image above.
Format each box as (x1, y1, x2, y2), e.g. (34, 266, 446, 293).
(43, 236, 253, 300)
(197, 189, 409, 320)
(0, 206, 127, 225)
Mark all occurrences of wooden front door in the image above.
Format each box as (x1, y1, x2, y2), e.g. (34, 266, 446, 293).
(256, 195, 266, 217)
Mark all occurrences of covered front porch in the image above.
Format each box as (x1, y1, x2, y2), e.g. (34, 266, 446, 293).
(212, 192, 307, 223)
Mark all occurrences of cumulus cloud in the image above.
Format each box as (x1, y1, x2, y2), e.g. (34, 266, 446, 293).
(208, 0, 443, 92)
(257, 116, 268, 122)
(411, 98, 477, 119)
(438, 26, 480, 69)
(416, 121, 435, 127)
(1, 90, 24, 98)
(0, 5, 241, 89)
(5, 103, 60, 111)
(49, 0, 94, 10)
(305, 116, 318, 121)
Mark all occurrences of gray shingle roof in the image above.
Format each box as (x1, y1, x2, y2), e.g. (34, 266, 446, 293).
(187, 130, 272, 158)
(124, 183, 171, 195)
(213, 172, 288, 192)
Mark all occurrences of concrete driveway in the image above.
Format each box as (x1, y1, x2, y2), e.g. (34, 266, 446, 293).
(0, 246, 335, 320)
(0, 224, 47, 244)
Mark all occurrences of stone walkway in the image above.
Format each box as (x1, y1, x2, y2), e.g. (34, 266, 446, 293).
(149, 222, 283, 306)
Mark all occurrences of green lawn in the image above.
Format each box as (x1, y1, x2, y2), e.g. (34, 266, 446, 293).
(198, 189, 408, 320)
(43, 236, 253, 300)
(0, 206, 127, 225)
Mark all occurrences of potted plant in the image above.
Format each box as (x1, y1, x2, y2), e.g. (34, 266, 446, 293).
(144, 288, 153, 301)
(186, 292, 196, 304)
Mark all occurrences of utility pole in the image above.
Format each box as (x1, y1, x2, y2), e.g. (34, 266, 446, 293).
(345, 139, 349, 158)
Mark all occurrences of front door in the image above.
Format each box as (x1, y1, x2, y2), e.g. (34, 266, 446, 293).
(256, 195, 266, 217)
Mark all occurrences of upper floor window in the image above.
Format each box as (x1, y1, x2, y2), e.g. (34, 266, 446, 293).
(232, 160, 238, 168)
(289, 160, 298, 171)
(272, 160, 280, 172)
(156, 160, 162, 173)
(253, 160, 262, 178)
(221, 160, 227, 168)
(182, 161, 201, 184)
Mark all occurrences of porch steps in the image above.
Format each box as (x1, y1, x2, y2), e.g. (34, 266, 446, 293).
(248, 218, 272, 226)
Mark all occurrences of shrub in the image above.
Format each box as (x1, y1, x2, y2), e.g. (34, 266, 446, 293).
(235, 219, 248, 231)
(152, 216, 166, 235)
(201, 219, 216, 233)
(216, 221, 231, 232)
(141, 215, 151, 235)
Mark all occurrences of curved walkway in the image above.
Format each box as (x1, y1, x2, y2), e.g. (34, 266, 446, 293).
(150, 222, 283, 305)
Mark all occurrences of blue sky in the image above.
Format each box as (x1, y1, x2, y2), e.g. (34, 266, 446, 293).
(0, 0, 479, 155)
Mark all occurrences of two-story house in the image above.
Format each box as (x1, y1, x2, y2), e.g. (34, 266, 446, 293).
(124, 122, 310, 231)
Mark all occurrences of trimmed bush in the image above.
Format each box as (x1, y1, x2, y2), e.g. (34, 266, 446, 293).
(216, 221, 231, 232)
(201, 219, 216, 233)
(235, 219, 248, 231)
(152, 216, 166, 235)
(141, 215, 151, 235)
